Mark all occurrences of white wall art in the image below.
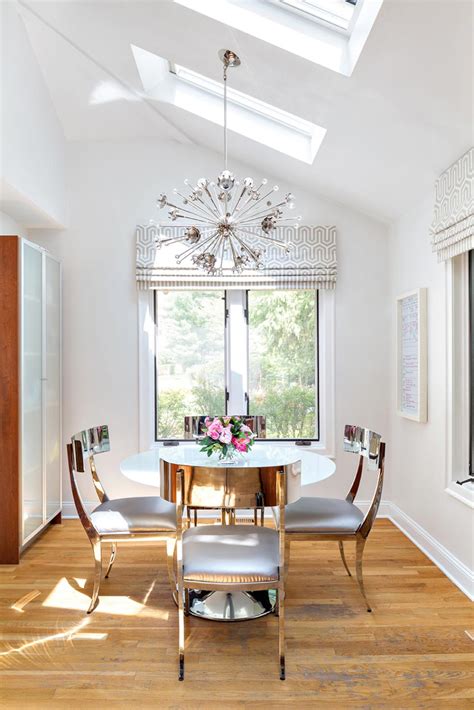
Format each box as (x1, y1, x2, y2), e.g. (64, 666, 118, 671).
(396, 288, 427, 422)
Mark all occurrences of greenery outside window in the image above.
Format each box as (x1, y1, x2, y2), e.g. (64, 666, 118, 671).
(154, 289, 319, 441)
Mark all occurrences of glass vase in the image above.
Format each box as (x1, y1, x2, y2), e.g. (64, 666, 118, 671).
(217, 446, 241, 465)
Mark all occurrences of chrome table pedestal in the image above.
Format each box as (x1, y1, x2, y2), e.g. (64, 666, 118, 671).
(188, 589, 277, 621)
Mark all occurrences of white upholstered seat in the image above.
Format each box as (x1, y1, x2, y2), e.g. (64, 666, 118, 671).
(183, 524, 279, 583)
(282, 497, 364, 533)
(91, 496, 176, 534)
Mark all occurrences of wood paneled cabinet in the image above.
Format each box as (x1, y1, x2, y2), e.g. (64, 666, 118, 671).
(0, 237, 62, 564)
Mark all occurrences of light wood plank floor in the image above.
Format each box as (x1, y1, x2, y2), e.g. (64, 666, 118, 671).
(0, 519, 472, 709)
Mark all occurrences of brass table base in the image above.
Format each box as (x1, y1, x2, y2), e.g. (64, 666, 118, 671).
(188, 590, 277, 621)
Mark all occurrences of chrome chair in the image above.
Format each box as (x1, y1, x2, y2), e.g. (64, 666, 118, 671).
(175, 464, 287, 681)
(67, 425, 176, 613)
(282, 425, 385, 612)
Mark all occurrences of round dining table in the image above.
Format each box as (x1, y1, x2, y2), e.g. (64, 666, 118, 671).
(120, 443, 335, 621)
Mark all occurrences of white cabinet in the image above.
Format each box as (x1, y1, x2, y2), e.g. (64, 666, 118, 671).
(21, 240, 61, 547)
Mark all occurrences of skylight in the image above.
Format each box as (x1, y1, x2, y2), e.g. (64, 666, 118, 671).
(173, 0, 383, 76)
(132, 45, 326, 164)
(272, 0, 359, 33)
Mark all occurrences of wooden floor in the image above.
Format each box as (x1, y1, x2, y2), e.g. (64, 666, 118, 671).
(0, 520, 472, 709)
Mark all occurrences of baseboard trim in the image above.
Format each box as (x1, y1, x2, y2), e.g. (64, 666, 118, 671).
(386, 501, 474, 601)
(62, 498, 473, 600)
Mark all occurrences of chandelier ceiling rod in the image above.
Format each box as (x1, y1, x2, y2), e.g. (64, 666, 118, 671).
(223, 57, 228, 172)
(219, 48, 240, 172)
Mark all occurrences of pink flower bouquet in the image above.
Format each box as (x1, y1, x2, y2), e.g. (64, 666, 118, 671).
(199, 416, 256, 461)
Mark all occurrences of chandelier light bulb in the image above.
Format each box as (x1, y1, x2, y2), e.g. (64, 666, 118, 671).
(217, 170, 235, 192)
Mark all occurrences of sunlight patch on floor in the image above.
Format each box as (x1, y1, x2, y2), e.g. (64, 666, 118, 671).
(11, 590, 41, 612)
(42, 577, 169, 619)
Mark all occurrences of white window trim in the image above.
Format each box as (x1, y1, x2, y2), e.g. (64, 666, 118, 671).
(445, 255, 474, 508)
(137, 288, 335, 457)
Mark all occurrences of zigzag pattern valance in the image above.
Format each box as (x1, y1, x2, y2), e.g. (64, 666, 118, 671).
(136, 225, 337, 290)
(431, 147, 473, 261)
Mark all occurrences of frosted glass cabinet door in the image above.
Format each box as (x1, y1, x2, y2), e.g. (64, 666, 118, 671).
(22, 243, 43, 542)
(45, 255, 61, 519)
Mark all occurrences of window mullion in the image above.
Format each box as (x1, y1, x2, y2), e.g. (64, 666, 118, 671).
(226, 290, 248, 414)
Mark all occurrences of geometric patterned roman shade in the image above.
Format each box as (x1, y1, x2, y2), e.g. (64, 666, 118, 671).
(136, 225, 337, 290)
(430, 147, 473, 261)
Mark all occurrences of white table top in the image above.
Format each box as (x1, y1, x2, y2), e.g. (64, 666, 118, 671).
(120, 443, 335, 492)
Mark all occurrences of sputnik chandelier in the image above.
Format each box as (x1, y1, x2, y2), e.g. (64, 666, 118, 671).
(154, 49, 301, 275)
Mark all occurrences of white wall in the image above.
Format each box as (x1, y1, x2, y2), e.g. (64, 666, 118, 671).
(0, 1, 66, 228)
(34, 138, 390, 507)
(0, 210, 24, 236)
(388, 194, 474, 584)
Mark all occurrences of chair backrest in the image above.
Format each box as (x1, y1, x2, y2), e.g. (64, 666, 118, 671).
(71, 425, 111, 471)
(67, 426, 111, 537)
(184, 415, 266, 440)
(343, 425, 382, 470)
(174, 464, 284, 510)
(343, 424, 386, 539)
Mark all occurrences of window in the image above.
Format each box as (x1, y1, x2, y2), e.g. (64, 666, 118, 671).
(155, 291, 226, 439)
(248, 290, 318, 438)
(446, 252, 474, 505)
(154, 289, 319, 441)
(131, 45, 325, 164)
(173, 0, 383, 76)
(272, 0, 359, 33)
(470, 250, 474, 477)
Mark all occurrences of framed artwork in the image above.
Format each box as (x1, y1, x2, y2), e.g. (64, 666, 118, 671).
(396, 288, 427, 422)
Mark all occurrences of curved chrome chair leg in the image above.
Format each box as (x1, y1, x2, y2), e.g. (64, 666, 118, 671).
(338, 541, 352, 577)
(278, 587, 285, 680)
(105, 543, 117, 579)
(87, 538, 102, 614)
(284, 537, 291, 586)
(355, 537, 371, 612)
(178, 589, 185, 680)
(166, 537, 177, 597)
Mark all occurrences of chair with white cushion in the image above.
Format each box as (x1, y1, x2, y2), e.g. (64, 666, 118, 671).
(282, 425, 385, 612)
(67, 425, 176, 613)
(175, 464, 286, 681)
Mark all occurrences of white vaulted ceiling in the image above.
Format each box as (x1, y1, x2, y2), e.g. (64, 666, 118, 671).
(17, 0, 473, 222)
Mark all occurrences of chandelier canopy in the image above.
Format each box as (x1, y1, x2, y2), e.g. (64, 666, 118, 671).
(154, 49, 301, 275)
